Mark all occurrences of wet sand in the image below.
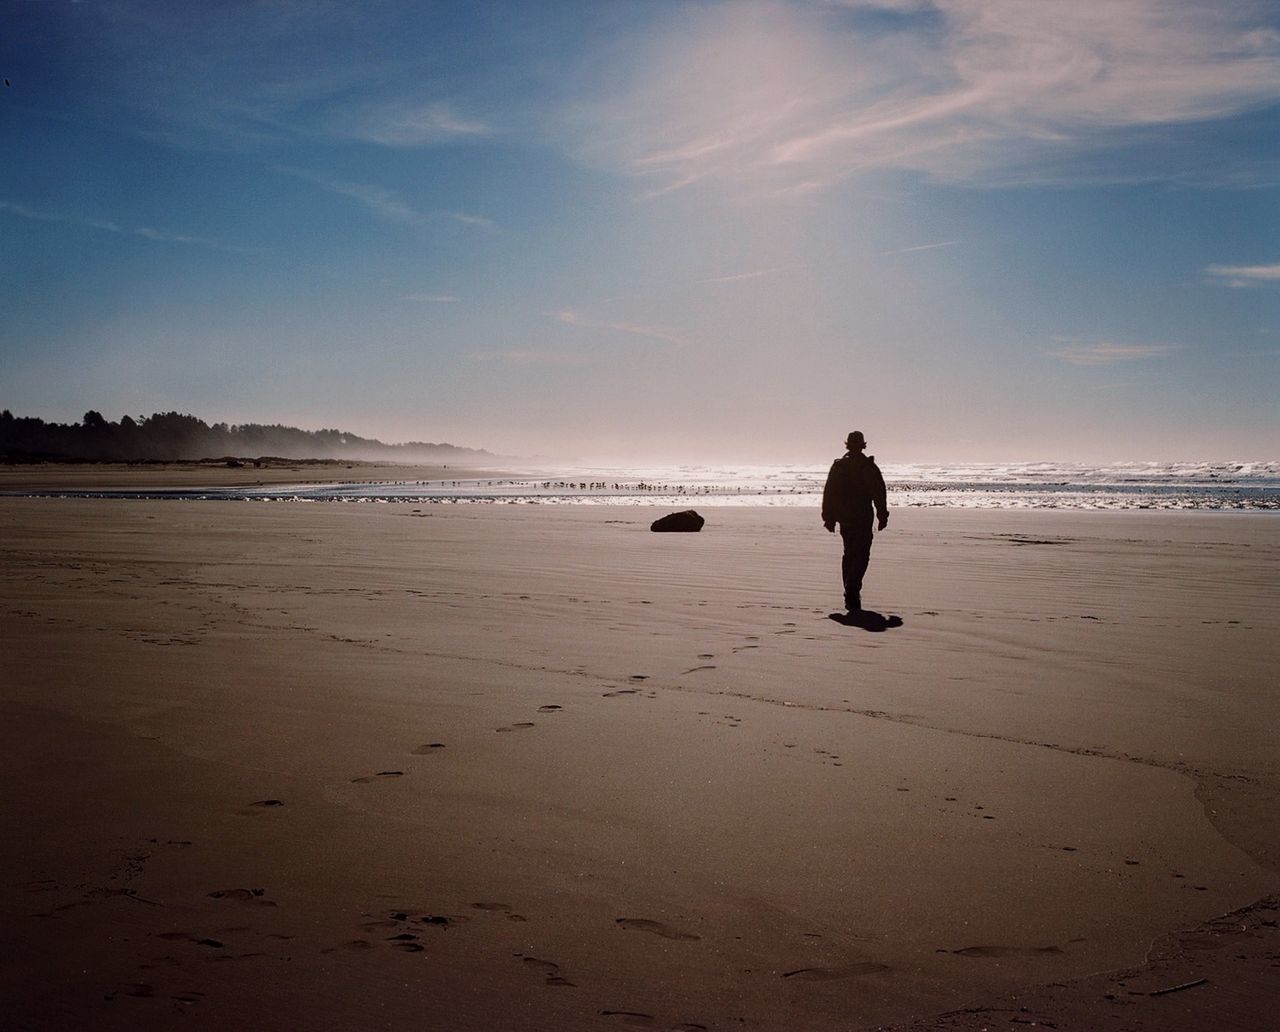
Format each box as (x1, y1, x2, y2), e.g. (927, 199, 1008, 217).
(0, 499, 1276, 1030)
(0, 460, 506, 492)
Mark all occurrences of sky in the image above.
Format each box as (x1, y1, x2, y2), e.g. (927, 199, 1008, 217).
(2, 0, 1278, 464)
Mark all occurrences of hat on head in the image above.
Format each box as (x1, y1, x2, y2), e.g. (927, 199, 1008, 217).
(845, 430, 866, 450)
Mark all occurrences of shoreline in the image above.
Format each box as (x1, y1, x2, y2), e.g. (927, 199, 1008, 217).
(0, 459, 514, 492)
(4, 461, 1276, 512)
(2, 500, 1276, 1029)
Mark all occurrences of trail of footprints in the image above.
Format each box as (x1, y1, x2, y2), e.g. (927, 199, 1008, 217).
(205, 627, 1119, 1024)
(345, 901, 714, 1025)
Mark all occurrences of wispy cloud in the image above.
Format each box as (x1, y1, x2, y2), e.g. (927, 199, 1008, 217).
(573, 0, 1280, 194)
(404, 293, 461, 303)
(1205, 262, 1280, 287)
(445, 211, 495, 229)
(472, 348, 581, 366)
(50, 4, 504, 154)
(878, 240, 958, 256)
(329, 100, 491, 147)
(280, 169, 419, 223)
(277, 168, 492, 229)
(553, 307, 687, 346)
(0, 199, 245, 251)
(1049, 341, 1181, 365)
(703, 267, 782, 283)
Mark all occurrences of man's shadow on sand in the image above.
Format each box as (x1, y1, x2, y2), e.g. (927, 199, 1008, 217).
(828, 610, 904, 632)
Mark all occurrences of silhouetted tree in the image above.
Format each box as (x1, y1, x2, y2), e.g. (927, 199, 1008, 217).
(0, 409, 492, 464)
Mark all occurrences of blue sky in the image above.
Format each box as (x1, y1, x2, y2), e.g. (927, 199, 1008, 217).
(2, 0, 1278, 463)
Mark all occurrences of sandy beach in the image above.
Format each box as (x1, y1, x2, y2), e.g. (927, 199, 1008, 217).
(1, 495, 1276, 1030)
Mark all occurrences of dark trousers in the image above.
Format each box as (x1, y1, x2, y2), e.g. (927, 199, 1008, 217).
(839, 521, 874, 609)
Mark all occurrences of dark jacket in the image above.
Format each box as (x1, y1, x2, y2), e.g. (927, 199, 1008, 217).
(822, 452, 887, 527)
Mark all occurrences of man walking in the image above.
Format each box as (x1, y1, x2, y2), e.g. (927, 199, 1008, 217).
(822, 431, 889, 612)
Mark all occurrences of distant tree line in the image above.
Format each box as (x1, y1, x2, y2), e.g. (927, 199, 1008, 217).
(0, 409, 493, 463)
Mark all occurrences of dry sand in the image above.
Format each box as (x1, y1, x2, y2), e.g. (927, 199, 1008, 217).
(0, 498, 1276, 1031)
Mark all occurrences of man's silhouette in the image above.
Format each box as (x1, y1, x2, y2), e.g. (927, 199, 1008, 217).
(822, 431, 888, 612)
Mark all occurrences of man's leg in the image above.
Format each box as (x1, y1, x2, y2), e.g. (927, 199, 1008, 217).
(840, 523, 873, 611)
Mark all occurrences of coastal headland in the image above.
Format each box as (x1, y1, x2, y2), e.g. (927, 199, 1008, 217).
(1, 487, 1276, 1030)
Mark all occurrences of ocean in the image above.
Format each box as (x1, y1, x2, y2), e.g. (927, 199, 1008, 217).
(15, 461, 1280, 511)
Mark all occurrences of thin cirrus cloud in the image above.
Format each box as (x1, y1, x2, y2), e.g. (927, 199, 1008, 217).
(276, 168, 493, 229)
(328, 100, 491, 147)
(1050, 341, 1182, 366)
(472, 348, 582, 366)
(1204, 262, 1280, 287)
(552, 308, 688, 346)
(0, 199, 244, 251)
(278, 168, 418, 223)
(573, 0, 1280, 195)
(703, 267, 782, 283)
(878, 240, 959, 256)
(53, 3, 500, 154)
(404, 293, 461, 303)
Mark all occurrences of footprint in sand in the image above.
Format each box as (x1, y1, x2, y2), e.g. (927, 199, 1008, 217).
(238, 799, 284, 816)
(495, 722, 536, 733)
(350, 771, 405, 783)
(411, 743, 446, 754)
(615, 917, 700, 941)
(537, 704, 562, 712)
(600, 1012, 655, 1026)
(521, 955, 576, 987)
(782, 961, 890, 980)
(207, 888, 274, 906)
(473, 900, 528, 921)
(603, 688, 638, 697)
(155, 932, 224, 949)
(682, 665, 716, 674)
(952, 945, 1063, 957)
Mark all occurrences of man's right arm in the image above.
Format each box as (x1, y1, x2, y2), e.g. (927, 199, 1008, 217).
(821, 461, 839, 531)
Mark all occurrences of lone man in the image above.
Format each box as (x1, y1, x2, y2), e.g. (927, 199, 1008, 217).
(822, 431, 889, 612)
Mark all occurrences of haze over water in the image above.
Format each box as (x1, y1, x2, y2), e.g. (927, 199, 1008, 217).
(19, 460, 1280, 511)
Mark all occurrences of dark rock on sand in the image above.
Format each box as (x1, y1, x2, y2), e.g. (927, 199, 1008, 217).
(650, 510, 705, 533)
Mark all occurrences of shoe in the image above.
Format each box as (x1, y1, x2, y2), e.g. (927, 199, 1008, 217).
(845, 596, 861, 612)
